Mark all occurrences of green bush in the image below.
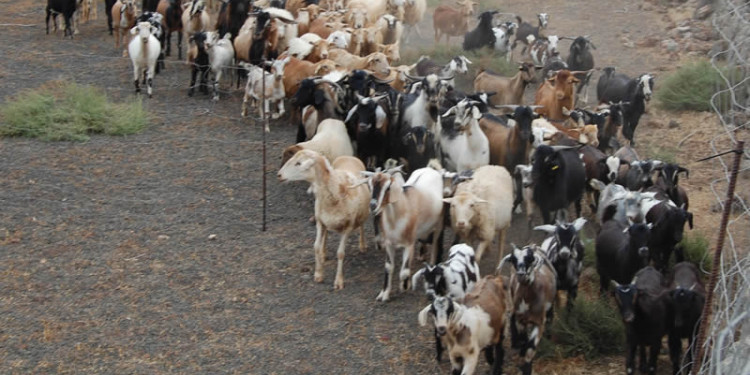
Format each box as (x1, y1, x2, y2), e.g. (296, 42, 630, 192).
(679, 232, 712, 271)
(539, 297, 625, 359)
(0, 82, 148, 142)
(656, 60, 722, 112)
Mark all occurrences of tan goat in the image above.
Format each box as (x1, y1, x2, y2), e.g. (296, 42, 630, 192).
(278, 150, 370, 290)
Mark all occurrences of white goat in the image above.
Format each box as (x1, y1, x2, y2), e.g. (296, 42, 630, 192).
(439, 99, 490, 173)
(240, 57, 291, 128)
(443, 165, 513, 262)
(204, 31, 235, 101)
(277, 150, 370, 290)
(492, 21, 517, 61)
(364, 167, 444, 302)
(128, 21, 161, 98)
(280, 119, 353, 167)
(514, 164, 536, 226)
(326, 30, 351, 49)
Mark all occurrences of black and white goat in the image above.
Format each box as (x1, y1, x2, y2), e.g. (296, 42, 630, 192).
(412, 243, 481, 362)
(462, 10, 498, 51)
(534, 217, 587, 309)
(597, 72, 654, 145)
(497, 244, 557, 375)
(418, 275, 507, 375)
(512, 13, 549, 55)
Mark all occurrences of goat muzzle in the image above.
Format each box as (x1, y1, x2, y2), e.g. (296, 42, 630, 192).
(436, 326, 447, 336)
(638, 247, 649, 258)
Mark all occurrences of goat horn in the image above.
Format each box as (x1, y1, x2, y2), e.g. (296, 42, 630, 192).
(440, 75, 455, 82)
(373, 77, 395, 84)
(549, 145, 574, 152)
(677, 166, 689, 178)
(630, 275, 639, 285)
(528, 105, 544, 110)
(496, 254, 512, 275)
(611, 280, 620, 288)
(360, 171, 375, 177)
(493, 104, 519, 110)
(349, 179, 369, 188)
(404, 72, 424, 81)
(689, 283, 696, 291)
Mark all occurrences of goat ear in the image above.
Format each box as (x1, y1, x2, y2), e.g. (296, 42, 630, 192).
(313, 90, 326, 106)
(411, 268, 425, 291)
(572, 217, 587, 232)
(417, 305, 433, 326)
(471, 106, 482, 120)
(533, 225, 556, 234)
(130, 26, 139, 35)
(442, 106, 456, 118)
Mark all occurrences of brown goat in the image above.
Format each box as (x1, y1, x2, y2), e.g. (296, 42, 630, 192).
(432, 0, 476, 43)
(534, 69, 584, 122)
(474, 63, 538, 108)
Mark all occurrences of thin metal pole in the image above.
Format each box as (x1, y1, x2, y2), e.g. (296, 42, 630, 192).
(261, 58, 268, 232)
(691, 140, 744, 374)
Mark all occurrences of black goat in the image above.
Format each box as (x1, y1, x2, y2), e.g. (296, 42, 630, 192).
(644, 200, 693, 271)
(163, 0, 184, 59)
(598, 72, 655, 145)
(565, 36, 596, 103)
(613, 266, 671, 375)
(46, 0, 77, 38)
(188, 32, 210, 96)
(531, 145, 587, 224)
(668, 262, 705, 375)
(596, 220, 652, 293)
(142, 0, 159, 12)
(649, 163, 690, 210)
(216, 0, 250, 42)
(462, 11, 498, 51)
(105, 0, 117, 34)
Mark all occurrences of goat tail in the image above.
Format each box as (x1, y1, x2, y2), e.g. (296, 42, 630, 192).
(515, 15, 522, 23)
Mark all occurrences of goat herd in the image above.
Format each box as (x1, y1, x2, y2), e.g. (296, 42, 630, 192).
(43, 0, 705, 373)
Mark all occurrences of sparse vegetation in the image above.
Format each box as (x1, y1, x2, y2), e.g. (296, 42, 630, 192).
(539, 297, 625, 359)
(0, 81, 148, 142)
(678, 232, 712, 272)
(655, 60, 721, 112)
(400, 44, 517, 90)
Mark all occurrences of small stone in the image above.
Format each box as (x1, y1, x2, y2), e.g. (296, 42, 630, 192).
(662, 39, 680, 52)
(157, 234, 169, 240)
(677, 26, 692, 33)
(208, 234, 217, 240)
(669, 120, 680, 129)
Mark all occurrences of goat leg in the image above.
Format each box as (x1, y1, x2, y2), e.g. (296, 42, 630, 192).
(491, 338, 505, 375)
(668, 333, 682, 375)
(358, 226, 366, 253)
(313, 221, 327, 283)
(434, 328, 444, 362)
(376, 244, 395, 302)
(400, 244, 414, 291)
(333, 230, 350, 290)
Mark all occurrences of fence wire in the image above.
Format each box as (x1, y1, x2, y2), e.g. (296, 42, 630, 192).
(697, 0, 750, 374)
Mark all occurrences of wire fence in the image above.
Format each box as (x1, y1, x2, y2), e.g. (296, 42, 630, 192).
(696, 0, 749, 374)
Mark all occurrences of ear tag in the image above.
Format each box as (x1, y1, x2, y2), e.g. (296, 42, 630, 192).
(551, 165, 559, 170)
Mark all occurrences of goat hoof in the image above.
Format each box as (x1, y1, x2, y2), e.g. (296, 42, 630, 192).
(188, 91, 194, 97)
(375, 290, 390, 302)
(334, 280, 344, 290)
(314, 273, 324, 283)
